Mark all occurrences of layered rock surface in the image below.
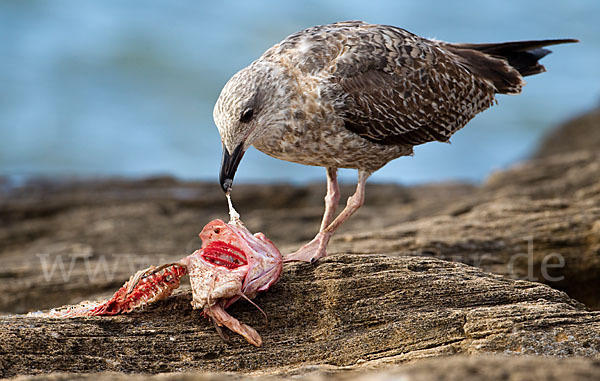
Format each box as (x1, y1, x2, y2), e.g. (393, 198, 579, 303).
(1, 107, 599, 378)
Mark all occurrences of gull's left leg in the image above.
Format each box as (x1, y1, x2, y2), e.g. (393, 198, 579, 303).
(320, 167, 341, 231)
(285, 169, 370, 263)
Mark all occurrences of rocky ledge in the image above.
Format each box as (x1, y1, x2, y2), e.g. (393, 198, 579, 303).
(1, 107, 599, 379)
(2, 255, 599, 378)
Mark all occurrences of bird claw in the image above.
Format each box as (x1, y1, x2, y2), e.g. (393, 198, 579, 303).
(284, 232, 330, 263)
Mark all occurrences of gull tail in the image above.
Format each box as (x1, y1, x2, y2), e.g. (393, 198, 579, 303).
(445, 38, 579, 94)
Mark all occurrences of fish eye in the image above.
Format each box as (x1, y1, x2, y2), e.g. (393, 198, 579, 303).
(240, 108, 254, 123)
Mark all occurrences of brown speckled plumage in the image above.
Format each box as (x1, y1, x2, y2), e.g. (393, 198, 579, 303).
(214, 21, 577, 261)
(214, 21, 575, 172)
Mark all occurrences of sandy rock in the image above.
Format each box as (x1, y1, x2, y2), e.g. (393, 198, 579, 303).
(2, 108, 600, 380)
(331, 150, 600, 310)
(8, 356, 600, 380)
(534, 105, 600, 159)
(1, 255, 599, 377)
(0, 179, 474, 314)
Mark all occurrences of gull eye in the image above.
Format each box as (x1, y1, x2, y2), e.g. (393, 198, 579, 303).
(240, 108, 254, 123)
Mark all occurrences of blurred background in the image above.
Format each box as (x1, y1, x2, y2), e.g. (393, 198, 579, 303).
(1, 0, 598, 186)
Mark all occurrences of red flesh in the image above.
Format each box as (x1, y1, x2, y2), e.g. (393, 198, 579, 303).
(201, 241, 248, 269)
(91, 264, 187, 315)
(50, 264, 188, 317)
(48, 219, 282, 347)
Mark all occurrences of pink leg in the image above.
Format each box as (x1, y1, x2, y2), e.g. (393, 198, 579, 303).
(320, 167, 340, 231)
(285, 169, 370, 263)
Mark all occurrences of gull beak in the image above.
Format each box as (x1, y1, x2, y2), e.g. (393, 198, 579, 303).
(219, 143, 245, 193)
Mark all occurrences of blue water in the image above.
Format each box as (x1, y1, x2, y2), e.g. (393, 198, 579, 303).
(1, 1, 599, 185)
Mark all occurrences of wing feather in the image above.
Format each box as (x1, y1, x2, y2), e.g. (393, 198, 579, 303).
(329, 24, 498, 146)
(261, 21, 499, 146)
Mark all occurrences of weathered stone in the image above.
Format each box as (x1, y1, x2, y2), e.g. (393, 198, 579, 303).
(330, 150, 600, 309)
(0, 179, 474, 314)
(7, 356, 600, 380)
(2, 108, 600, 379)
(534, 105, 600, 159)
(1, 255, 599, 377)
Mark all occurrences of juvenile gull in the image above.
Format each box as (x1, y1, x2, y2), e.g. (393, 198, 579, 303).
(213, 21, 577, 262)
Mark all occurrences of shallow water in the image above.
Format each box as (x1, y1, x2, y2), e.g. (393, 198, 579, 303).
(1, 1, 598, 185)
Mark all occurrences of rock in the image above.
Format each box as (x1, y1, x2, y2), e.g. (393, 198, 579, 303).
(331, 150, 600, 310)
(0, 178, 474, 314)
(534, 105, 600, 159)
(3, 149, 598, 315)
(2, 108, 600, 379)
(7, 356, 600, 380)
(1, 255, 599, 378)
(372, 356, 600, 381)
